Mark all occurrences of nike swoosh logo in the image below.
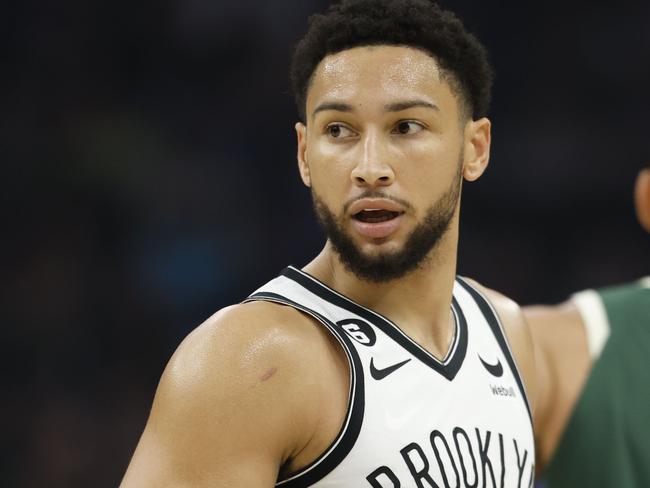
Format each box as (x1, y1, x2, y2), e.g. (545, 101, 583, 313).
(370, 358, 411, 380)
(478, 354, 503, 377)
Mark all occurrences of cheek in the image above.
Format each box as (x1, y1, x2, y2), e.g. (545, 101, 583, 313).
(400, 140, 460, 187)
(306, 144, 353, 192)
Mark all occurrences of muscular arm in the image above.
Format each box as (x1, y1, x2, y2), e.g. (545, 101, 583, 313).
(524, 302, 591, 472)
(120, 303, 331, 487)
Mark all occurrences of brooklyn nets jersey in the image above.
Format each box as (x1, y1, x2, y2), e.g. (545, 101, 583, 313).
(245, 267, 535, 488)
(545, 278, 650, 487)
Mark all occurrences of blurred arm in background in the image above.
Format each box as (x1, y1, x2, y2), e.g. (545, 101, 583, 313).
(525, 168, 650, 485)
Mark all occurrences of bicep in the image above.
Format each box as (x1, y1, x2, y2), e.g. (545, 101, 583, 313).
(524, 303, 591, 471)
(524, 306, 557, 467)
(122, 395, 279, 488)
(120, 311, 306, 487)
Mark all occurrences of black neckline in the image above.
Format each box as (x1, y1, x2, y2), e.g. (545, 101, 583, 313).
(281, 266, 468, 381)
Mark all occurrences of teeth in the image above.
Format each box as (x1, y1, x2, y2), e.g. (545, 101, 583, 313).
(355, 209, 399, 223)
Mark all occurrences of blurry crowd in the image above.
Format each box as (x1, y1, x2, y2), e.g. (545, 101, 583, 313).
(2, 0, 649, 486)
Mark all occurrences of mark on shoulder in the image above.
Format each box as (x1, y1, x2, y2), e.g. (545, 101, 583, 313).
(172, 301, 328, 390)
(259, 367, 278, 382)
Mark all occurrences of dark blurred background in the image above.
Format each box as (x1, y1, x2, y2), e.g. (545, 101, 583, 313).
(2, 0, 649, 486)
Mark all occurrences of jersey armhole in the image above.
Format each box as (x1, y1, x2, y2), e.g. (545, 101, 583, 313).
(456, 277, 533, 426)
(244, 292, 365, 487)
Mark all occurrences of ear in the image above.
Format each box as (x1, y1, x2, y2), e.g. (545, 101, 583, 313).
(635, 168, 650, 233)
(295, 122, 311, 188)
(462, 117, 491, 182)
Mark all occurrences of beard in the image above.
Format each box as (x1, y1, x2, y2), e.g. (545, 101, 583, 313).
(312, 164, 462, 284)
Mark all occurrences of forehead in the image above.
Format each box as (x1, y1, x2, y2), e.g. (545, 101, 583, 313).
(307, 45, 456, 115)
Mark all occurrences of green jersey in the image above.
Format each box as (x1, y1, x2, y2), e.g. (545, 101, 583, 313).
(545, 278, 650, 487)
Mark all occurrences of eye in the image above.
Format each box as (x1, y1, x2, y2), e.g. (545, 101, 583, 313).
(393, 121, 424, 135)
(326, 124, 355, 139)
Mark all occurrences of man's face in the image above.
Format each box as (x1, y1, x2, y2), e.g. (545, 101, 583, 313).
(296, 45, 489, 282)
(635, 168, 650, 233)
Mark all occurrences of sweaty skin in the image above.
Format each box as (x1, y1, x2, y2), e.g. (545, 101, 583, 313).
(525, 166, 650, 473)
(121, 46, 540, 487)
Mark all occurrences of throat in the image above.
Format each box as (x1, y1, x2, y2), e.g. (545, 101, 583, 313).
(304, 245, 460, 361)
(413, 313, 457, 362)
(386, 308, 457, 362)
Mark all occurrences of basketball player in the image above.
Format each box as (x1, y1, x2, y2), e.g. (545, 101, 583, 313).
(121, 1, 540, 486)
(525, 168, 650, 486)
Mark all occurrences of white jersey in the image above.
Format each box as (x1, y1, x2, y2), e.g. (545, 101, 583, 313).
(246, 266, 535, 488)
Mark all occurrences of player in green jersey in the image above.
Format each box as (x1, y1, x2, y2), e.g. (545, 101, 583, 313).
(526, 167, 650, 486)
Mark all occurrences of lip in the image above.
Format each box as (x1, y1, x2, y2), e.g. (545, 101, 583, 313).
(351, 213, 405, 239)
(348, 198, 405, 216)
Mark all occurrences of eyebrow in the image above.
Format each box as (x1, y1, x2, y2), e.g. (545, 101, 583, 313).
(384, 100, 439, 112)
(312, 102, 354, 118)
(311, 99, 439, 119)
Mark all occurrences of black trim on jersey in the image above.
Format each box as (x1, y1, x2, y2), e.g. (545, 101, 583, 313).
(244, 291, 365, 488)
(281, 266, 468, 381)
(455, 277, 533, 424)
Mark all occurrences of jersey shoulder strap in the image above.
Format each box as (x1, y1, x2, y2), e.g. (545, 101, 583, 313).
(456, 276, 533, 424)
(243, 269, 366, 488)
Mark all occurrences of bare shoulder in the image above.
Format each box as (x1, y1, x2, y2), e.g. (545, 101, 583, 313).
(121, 301, 337, 487)
(524, 300, 585, 347)
(462, 277, 532, 349)
(171, 300, 332, 379)
(462, 278, 537, 410)
(161, 301, 332, 418)
(465, 278, 528, 334)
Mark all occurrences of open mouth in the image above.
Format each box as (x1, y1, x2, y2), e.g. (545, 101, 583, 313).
(353, 209, 403, 223)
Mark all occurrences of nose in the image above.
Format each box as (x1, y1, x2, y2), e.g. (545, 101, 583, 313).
(350, 130, 395, 188)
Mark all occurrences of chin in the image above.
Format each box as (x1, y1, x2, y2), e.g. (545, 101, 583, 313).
(355, 237, 404, 256)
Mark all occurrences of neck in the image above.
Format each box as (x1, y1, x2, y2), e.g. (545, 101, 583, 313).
(303, 218, 460, 359)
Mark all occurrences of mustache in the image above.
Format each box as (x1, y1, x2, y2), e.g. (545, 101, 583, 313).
(342, 191, 414, 214)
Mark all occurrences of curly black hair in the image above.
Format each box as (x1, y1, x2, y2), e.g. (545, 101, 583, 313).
(290, 0, 493, 122)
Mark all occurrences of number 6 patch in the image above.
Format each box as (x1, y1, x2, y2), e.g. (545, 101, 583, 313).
(336, 318, 376, 346)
